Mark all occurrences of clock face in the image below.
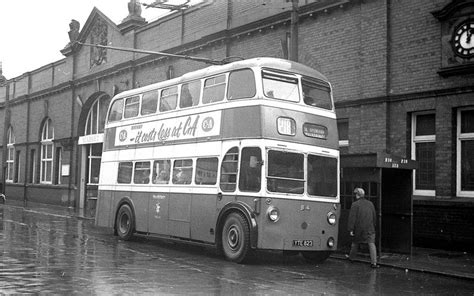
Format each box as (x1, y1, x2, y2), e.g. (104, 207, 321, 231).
(452, 20, 474, 58)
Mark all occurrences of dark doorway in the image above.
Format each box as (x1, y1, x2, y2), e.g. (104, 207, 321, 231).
(381, 169, 412, 253)
(339, 153, 416, 255)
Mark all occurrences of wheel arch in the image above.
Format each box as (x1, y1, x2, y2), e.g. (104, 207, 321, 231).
(113, 196, 136, 235)
(216, 201, 258, 249)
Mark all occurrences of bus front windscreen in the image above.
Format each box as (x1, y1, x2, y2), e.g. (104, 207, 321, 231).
(308, 154, 337, 197)
(267, 150, 338, 197)
(267, 150, 304, 194)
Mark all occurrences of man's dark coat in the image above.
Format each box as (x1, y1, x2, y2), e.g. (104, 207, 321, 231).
(347, 197, 376, 243)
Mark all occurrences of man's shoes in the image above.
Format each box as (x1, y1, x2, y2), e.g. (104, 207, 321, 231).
(371, 264, 380, 269)
(345, 254, 354, 263)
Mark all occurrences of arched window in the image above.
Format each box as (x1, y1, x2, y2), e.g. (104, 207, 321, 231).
(82, 95, 109, 185)
(6, 127, 15, 182)
(85, 95, 109, 135)
(40, 118, 54, 183)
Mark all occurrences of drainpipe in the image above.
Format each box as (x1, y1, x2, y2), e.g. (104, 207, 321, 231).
(385, 0, 392, 154)
(290, 0, 299, 62)
(69, 50, 78, 209)
(23, 96, 30, 206)
(2, 82, 10, 196)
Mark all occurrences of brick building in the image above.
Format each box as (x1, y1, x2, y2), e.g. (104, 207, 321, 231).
(1, 0, 473, 251)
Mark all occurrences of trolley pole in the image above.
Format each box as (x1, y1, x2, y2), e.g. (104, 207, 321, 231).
(290, 0, 299, 62)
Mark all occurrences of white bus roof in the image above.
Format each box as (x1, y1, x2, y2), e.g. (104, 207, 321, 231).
(113, 57, 328, 99)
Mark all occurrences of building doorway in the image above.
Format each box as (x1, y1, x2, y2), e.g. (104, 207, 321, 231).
(339, 153, 417, 254)
(78, 93, 110, 216)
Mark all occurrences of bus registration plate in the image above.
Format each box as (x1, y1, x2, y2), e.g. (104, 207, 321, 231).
(293, 240, 313, 247)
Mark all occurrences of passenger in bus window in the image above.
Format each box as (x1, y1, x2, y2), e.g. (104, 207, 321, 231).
(173, 168, 191, 184)
(134, 169, 150, 184)
(153, 160, 170, 184)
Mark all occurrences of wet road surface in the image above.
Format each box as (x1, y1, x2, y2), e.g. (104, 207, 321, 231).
(1, 205, 474, 295)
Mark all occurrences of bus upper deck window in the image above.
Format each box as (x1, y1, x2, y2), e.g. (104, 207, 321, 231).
(202, 75, 226, 104)
(124, 96, 140, 118)
(160, 86, 178, 112)
(262, 70, 299, 102)
(108, 99, 124, 122)
(302, 79, 332, 110)
(141, 91, 158, 115)
(180, 81, 201, 108)
(228, 69, 256, 100)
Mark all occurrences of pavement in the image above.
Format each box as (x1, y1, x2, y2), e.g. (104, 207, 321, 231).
(1, 199, 473, 281)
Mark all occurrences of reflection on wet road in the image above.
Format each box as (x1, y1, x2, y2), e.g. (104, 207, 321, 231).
(1, 205, 473, 295)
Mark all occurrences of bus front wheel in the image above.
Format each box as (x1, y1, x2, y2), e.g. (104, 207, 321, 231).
(301, 251, 331, 264)
(116, 204, 135, 240)
(221, 212, 250, 263)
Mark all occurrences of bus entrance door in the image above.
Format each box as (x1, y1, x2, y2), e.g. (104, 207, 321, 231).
(339, 153, 417, 255)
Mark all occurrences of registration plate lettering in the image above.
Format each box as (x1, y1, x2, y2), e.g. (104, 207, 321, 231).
(293, 240, 313, 247)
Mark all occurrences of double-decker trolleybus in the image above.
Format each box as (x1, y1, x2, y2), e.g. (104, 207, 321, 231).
(96, 57, 340, 263)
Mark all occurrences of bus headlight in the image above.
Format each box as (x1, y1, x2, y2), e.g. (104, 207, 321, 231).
(327, 212, 336, 225)
(327, 237, 335, 248)
(267, 207, 280, 222)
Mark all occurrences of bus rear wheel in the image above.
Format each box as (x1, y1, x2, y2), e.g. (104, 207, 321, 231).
(116, 204, 135, 240)
(301, 251, 331, 264)
(221, 212, 250, 263)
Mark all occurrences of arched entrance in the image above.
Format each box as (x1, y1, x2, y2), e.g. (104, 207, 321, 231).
(78, 92, 111, 216)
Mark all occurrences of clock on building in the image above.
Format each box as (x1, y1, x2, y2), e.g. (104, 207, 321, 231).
(452, 19, 474, 59)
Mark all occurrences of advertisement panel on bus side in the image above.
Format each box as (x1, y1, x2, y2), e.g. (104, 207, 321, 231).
(114, 111, 222, 147)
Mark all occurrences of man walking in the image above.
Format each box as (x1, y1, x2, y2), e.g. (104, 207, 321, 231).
(347, 188, 380, 268)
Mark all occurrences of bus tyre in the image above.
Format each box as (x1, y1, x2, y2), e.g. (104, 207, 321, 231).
(116, 204, 135, 240)
(301, 251, 331, 264)
(221, 212, 250, 263)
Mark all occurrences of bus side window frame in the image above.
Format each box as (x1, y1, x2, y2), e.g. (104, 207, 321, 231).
(172, 159, 193, 185)
(239, 147, 262, 192)
(220, 147, 239, 192)
(108, 98, 124, 122)
(202, 74, 227, 104)
(180, 80, 201, 109)
(133, 161, 151, 184)
(141, 90, 159, 116)
(160, 86, 178, 112)
(152, 159, 171, 184)
(227, 68, 256, 100)
(195, 157, 218, 185)
(117, 161, 133, 184)
(124, 95, 141, 119)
